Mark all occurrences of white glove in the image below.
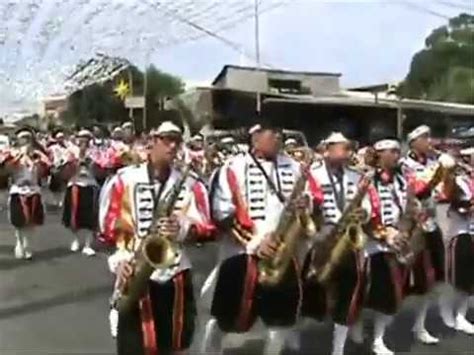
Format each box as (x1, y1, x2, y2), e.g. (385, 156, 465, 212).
(438, 153, 455, 169)
(109, 308, 119, 338)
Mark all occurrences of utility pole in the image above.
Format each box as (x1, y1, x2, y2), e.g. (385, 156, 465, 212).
(254, 0, 261, 114)
(254, 0, 261, 67)
(143, 65, 147, 131)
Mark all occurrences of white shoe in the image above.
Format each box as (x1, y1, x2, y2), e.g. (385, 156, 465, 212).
(440, 309, 456, 329)
(109, 309, 119, 338)
(349, 324, 364, 344)
(413, 328, 439, 344)
(70, 239, 80, 252)
(372, 339, 394, 355)
(455, 315, 474, 335)
(14, 243, 24, 259)
(82, 246, 96, 256)
(23, 250, 33, 260)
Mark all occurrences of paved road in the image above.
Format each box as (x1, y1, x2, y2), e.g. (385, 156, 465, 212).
(0, 204, 472, 354)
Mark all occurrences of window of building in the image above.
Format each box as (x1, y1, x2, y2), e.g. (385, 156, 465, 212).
(268, 78, 306, 94)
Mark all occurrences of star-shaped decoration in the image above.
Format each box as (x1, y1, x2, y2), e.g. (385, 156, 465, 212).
(114, 79, 130, 100)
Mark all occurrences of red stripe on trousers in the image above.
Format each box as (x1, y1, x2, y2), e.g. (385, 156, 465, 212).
(385, 254, 404, 308)
(71, 186, 79, 230)
(19, 196, 30, 225)
(237, 256, 258, 331)
(172, 273, 185, 350)
(347, 252, 365, 326)
(139, 291, 158, 355)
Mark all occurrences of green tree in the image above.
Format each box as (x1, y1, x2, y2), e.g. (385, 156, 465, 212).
(62, 62, 185, 128)
(400, 13, 474, 104)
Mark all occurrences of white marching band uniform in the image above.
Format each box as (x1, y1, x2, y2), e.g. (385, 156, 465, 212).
(62, 132, 100, 256)
(100, 121, 214, 354)
(202, 150, 305, 354)
(305, 153, 372, 355)
(440, 174, 474, 335)
(1, 131, 51, 260)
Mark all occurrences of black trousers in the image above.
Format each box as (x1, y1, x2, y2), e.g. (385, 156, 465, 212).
(447, 234, 474, 295)
(62, 185, 98, 230)
(211, 254, 301, 332)
(365, 253, 405, 315)
(9, 193, 44, 228)
(117, 271, 196, 354)
(405, 228, 444, 295)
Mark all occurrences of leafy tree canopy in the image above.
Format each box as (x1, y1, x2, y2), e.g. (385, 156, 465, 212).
(61, 62, 185, 127)
(399, 13, 474, 104)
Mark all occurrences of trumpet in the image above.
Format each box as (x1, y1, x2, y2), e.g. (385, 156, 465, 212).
(432, 149, 473, 174)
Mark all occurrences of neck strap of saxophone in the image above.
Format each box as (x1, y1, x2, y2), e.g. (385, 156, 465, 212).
(147, 162, 171, 210)
(250, 153, 285, 204)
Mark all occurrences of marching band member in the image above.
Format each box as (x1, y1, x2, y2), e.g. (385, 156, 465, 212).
(90, 124, 112, 186)
(184, 134, 206, 178)
(62, 129, 99, 256)
(121, 121, 136, 145)
(202, 121, 307, 354)
(439, 148, 473, 335)
(101, 121, 213, 355)
(400, 125, 456, 344)
(303, 132, 372, 355)
(48, 129, 72, 208)
(1, 128, 51, 259)
(108, 123, 145, 171)
(361, 138, 409, 355)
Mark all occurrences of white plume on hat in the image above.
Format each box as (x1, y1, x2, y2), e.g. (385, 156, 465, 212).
(284, 138, 298, 146)
(324, 132, 349, 145)
(152, 121, 182, 136)
(248, 124, 262, 135)
(460, 147, 474, 156)
(407, 125, 430, 143)
(374, 139, 400, 151)
(17, 130, 33, 139)
(77, 129, 93, 138)
(220, 136, 235, 144)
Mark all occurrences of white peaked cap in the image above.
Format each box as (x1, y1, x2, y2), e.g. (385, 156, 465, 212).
(112, 127, 123, 134)
(121, 122, 133, 129)
(284, 138, 298, 146)
(460, 147, 474, 156)
(407, 125, 430, 142)
(248, 124, 262, 135)
(152, 121, 182, 136)
(190, 134, 203, 142)
(221, 136, 235, 144)
(77, 129, 93, 138)
(324, 132, 349, 145)
(17, 131, 33, 139)
(374, 139, 401, 151)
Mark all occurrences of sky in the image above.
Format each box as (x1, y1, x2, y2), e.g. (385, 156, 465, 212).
(0, 0, 471, 116)
(150, 0, 469, 87)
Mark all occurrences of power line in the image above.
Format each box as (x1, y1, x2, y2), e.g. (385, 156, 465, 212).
(399, 1, 451, 19)
(145, 0, 285, 68)
(435, 0, 473, 12)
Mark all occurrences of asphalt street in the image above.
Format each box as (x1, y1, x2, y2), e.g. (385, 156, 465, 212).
(0, 195, 472, 355)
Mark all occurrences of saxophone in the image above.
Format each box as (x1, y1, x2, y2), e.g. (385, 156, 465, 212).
(111, 165, 191, 314)
(258, 167, 316, 286)
(393, 181, 425, 265)
(306, 171, 373, 285)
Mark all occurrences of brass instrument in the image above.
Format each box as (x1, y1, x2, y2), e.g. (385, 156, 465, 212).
(112, 165, 191, 314)
(287, 147, 315, 167)
(432, 149, 473, 174)
(373, 183, 424, 265)
(258, 167, 314, 286)
(306, 171, 373, 284)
